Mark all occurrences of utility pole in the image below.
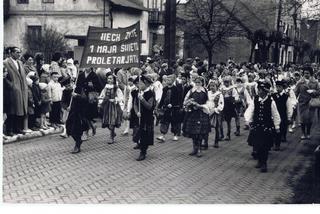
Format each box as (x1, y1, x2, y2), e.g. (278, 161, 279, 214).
(164, 0, 177, 67)
(274, 0, 283, 65)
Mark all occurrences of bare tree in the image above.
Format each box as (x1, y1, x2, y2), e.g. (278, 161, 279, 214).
(24, 25, 69, 62)
(181, 0, 243, 66)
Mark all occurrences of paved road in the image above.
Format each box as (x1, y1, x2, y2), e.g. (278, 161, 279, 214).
(3, 119, 320, 204)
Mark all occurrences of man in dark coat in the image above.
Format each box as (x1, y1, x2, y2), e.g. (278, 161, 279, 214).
(3, 47, 29, 135)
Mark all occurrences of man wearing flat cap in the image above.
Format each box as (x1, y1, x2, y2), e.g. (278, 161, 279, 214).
(245, 80, 281, 173)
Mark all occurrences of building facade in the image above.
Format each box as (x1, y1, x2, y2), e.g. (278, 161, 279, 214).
(4, 0, 150, 62)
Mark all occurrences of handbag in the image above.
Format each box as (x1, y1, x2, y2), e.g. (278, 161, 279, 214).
(309, 97, 320, 108)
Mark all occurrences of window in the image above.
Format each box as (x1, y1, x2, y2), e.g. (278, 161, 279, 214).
(42, 0, 54, 3)
(28, 26, 42, 39)
(17, 0, 29, 4)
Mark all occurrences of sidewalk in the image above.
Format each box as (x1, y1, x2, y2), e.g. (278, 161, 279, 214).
(3, 126, 63, 144)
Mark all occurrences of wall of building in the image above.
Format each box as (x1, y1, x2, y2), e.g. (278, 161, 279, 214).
(4, 0, 106, 51)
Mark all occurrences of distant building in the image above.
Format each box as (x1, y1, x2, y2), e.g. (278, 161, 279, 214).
(3, 0, 150, 62)
(176, 0, 302, 65)
(301, 19, 320, 63)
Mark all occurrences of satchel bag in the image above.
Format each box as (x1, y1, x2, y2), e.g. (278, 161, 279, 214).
(309, 97, 320, 108)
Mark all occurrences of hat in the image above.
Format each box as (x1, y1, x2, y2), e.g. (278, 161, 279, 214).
(39, 82, 48, 90)
(41, 64, 50, 73)
(257, 80, 271, 92)
(161, 63, 168, 68)
(141, 74, 154, 84)
(184, 65, 192, 72)
(180, 72, 190, 79)
(26, 77, 33, 86)
(67, 58, 74, 64)
(186, 58, 193, 63)
(236, 77, 243, 83)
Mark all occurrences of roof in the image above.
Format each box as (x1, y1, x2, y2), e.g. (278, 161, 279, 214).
(110, 0, 149, 11)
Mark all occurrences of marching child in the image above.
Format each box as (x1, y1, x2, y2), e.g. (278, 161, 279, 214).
(98, 72, 124, 144)
(220, 76, 239, 140)
(157, 73, 183, 142)
(134, 75, 156, 161)
(245, 81, 281, 173)
(204, 80, 224, 149)
(183, 76, 211, 157)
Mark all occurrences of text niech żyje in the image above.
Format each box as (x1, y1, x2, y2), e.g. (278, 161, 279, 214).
(80, 22, 140, 69)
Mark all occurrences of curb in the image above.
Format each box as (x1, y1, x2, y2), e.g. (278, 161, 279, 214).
(3, 127, 64, 145)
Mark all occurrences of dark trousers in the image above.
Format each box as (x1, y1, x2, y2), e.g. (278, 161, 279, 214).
(50, 101, 61, 124)
(28, 114, 36, 129)
(256, 147, 269, 164)
(275, 121, 288, 147)
(72, 135, 82, 149)
(140, 144, 149, 155)
(5, 114, 24, 134)
(160, 121, 181, 135)
(132, 126, 140, 143)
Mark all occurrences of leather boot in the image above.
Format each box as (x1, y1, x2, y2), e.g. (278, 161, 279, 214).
(71, 146, 80, 154)
(196, 140, 202, 158)
(234, 126, 240, 136)
(260, 163, 267, 173)
(255, 160, 262, 168)
(189, 141, 197, 156)
(136, 153, 146, 161)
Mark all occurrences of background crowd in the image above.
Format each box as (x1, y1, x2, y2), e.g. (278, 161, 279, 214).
(3, 46, 320, 167)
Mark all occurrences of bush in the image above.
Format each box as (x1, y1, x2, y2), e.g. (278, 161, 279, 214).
(24, 25, 70, 63)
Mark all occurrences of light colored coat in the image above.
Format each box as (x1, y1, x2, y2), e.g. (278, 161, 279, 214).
(3, 58, 28, 116)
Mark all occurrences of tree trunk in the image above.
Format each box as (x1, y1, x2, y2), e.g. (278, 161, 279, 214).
(249, 41, 255, 63)
(207, 48, 213, 68)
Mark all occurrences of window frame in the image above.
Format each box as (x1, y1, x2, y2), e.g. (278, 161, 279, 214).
(17, 0, 29, 4)
(42, 0, 54, 3)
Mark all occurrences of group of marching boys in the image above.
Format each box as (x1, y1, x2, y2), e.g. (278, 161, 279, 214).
(67, 59, 319, 173)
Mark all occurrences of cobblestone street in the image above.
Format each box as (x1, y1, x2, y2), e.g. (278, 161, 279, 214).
(3, 121, 320, 204)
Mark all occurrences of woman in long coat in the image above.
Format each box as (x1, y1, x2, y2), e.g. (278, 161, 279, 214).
(295, 66, 320, 140)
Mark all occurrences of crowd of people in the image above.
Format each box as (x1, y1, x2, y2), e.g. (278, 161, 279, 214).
(3, 46, 320, 173)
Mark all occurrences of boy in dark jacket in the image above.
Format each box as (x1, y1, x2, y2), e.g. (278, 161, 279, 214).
(156, 74, 183, 142)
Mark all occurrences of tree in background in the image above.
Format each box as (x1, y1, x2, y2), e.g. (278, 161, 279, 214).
(24, 25, 69, 62)
(182, 0, 242, 66)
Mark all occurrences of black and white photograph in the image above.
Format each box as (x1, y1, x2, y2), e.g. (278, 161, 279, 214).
(1, 0, 320, 208)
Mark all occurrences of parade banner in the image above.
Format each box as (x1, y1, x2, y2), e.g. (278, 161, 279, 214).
(80, 22, 140, 69)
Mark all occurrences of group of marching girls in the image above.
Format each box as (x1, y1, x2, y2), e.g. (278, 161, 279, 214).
(65, 57, 320, 172)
